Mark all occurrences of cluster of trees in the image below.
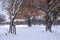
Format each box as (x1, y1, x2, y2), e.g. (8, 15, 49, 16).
(0, 0, 60, 34)
(22, 0, 60, 32)
(35, 0, 60, 32)
(10, 0, 60, 34)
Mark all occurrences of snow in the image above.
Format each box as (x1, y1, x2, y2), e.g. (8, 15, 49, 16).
(0, 25, 60, 40)
(57, 17, 60, 20)
(35, 16, 44, 20)
(30, 16, 44, 20)
(14, 19, 26, 22)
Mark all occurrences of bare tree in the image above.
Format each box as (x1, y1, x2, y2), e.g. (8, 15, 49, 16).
(8, 0, 23, 34)
(34, 0, 60, 32)
(27, 16, 31, 26)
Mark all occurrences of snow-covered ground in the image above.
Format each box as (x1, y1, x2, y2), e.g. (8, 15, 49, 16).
(0, 24, 60, 40)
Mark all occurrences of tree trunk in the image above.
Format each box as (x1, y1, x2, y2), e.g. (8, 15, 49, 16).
(28, 16, 31, 27)
(9, 18, 16, 34)
(48, 20, 53, 32)
(45, 14, 49, 31)
(46, 15, 53, 32)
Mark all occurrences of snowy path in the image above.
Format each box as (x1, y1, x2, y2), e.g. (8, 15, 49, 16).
(0, 25, 60, 40)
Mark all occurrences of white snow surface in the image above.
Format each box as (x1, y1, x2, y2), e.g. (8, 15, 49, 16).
(0, 24, 60, 40)
(57, 17, 60, 20)
(14, 19, 26, 22)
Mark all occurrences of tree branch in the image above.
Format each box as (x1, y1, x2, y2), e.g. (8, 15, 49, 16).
(13, 0, 23, 19)
(15, 0, 23, 14)
(50, 4, 60, 12)
(13, 1, 16, 15)
(49, 0, 53, 4)
(49, 0, 60, 9)
(34, 3, 48, 13)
